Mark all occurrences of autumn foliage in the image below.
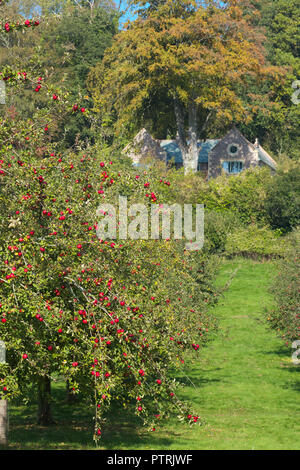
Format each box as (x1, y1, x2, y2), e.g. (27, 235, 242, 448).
(88, 0, 283, 169)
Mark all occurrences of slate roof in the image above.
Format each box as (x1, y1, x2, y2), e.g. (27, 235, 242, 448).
(125, 127, 277, 172)
(159, 139, 220, 164)
(258, 146, 277, 170)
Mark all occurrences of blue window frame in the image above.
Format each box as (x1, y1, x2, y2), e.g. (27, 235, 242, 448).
(223, 161, 243, 174)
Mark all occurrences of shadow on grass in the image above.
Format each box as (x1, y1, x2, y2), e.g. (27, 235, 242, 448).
(264, 345, 292, 357)
(175, 368, 222, 389)
(101, 408, 175, 450)
(262, 344, 300, 392)
(5, 382, 175, 450)
(280, 365, 300, 392)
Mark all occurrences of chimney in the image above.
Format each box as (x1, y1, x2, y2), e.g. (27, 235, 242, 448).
(253, 138, 260, 163)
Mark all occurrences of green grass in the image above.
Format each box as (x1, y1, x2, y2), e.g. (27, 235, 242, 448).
(5, 258, 300, 450)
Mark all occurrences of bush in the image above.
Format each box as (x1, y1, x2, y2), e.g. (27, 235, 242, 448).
(203, 210, 242, 254)
(265, 168, 300, 232)
(224, 224, 286, 259)
(268, 228, 300, 343)
(201, 167, 273, 225)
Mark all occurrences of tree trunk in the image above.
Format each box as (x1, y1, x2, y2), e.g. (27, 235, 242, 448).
(187, 100, 199, 173)
(174, 96, 187, 154)
(0, 400, 7, 446)
(174, 96, 198, 174)
(37, 376, 54, 425)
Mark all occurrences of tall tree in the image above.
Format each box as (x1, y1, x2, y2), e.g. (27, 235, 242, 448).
(235, 0, 300, 159)
(0, 0, 219, 442)
(0, 0, 118, 149)
(259, 0, 300, 159)
(89, 0, 282, 172)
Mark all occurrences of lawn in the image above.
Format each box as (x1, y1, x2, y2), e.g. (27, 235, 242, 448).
(4, 258, 300, 450)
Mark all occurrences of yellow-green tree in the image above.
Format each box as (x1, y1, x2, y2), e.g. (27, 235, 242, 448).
(88, 0, 282, 172)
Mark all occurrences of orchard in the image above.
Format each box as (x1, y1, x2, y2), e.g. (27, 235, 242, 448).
(268, 229, 300, 345)
(0, 2, 219, 444)
(1, 0, 298, 452)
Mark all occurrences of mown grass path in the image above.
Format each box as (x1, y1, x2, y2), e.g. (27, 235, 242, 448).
(151, 258, 299, 450)
(7, 259, 300, 450)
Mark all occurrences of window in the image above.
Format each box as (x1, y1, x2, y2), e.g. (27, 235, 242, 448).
(229, 145, 238, 154)
(222, 161, 243, 174)
(227, 142, 241, 156)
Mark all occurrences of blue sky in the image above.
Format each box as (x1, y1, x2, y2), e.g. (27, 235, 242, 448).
(117, 1, 227, 29)
(118, 0, 138, 27)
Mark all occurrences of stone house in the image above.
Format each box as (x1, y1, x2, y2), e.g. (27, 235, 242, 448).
(123, 126, 277, 178)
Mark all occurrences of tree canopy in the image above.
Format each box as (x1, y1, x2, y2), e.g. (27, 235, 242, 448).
(88, 0, 284, 170)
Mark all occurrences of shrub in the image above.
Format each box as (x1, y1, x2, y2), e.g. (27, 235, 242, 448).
(203, 210, 242, 254)
(268, 228, 300, 344)
(201, 167, 273, 225)
(224, 224, 286, 259)
(265, 168, 300, 232)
